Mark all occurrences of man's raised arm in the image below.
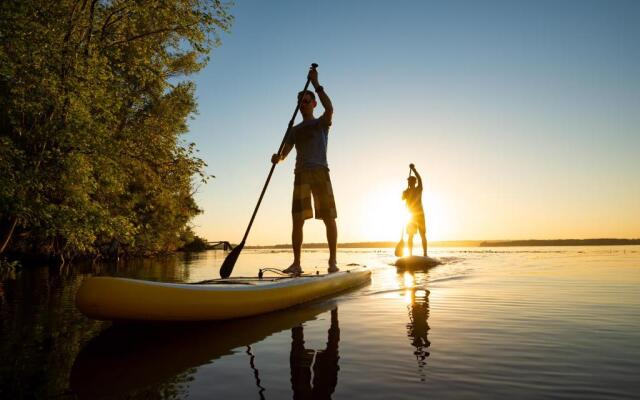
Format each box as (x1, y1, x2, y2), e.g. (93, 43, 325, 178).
(309, 69, 333, 126)
(410, 163, 423, 190)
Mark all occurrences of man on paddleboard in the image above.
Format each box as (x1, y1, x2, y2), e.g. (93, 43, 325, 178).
(272, 67, 338, 275)
(403, 163, 427, 257)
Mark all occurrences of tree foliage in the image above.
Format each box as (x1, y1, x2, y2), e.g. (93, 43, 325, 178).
(178, 226, 208, 252)
(0, 0, 232, 259)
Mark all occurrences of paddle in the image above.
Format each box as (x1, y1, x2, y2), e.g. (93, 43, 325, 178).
(219, 63, 319, 279)
(394, 227, 404, 257)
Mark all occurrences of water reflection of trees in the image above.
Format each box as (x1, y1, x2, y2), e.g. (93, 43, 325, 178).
(0, 264, 107, 398)
(1, 255, 223, 398)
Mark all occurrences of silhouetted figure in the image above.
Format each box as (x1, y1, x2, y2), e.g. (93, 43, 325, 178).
(402, 163, 427, 256)
(272, 67, 337, 275)
(289, 308, 340, 399)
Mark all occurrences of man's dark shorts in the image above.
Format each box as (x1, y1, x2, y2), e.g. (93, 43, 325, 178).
(292, 168, 337, 220)
(407, 213, 426, 234)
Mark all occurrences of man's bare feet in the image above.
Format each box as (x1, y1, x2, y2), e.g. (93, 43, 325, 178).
(283, 263, 303, 276)
(328, 261, 339, 273)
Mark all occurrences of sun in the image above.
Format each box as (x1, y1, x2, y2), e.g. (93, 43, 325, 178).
(357, 183, 452, 245)
(359, 187, 411, 242)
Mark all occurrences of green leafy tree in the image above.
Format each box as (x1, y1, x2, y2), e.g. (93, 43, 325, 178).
(178, 226, 208, 252)
(0, 0, 232, 260)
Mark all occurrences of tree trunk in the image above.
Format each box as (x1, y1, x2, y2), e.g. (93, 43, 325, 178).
(0, 216, 18, 254)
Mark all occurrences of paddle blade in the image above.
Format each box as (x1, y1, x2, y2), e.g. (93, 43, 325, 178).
(219, 241, 245, 278)
(394, 240, 404, 257)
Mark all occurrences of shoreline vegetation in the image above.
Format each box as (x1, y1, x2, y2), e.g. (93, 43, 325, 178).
(243, 238, 640, 249)
(0, 2, 233, 263)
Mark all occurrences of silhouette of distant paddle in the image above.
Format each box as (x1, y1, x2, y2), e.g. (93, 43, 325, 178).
(219, 63, 318, 279)
(394, 227, 405, 257)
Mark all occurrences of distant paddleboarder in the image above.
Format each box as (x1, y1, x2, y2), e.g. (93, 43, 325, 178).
(272, 67, 337, 275)
(403, 164, 427, 257)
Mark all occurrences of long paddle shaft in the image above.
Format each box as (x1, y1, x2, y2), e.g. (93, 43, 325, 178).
(219, 63, 319, 278)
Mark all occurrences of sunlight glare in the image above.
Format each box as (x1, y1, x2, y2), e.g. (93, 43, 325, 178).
(403, 289, 413, 304)
(424, 190, 455, 242)
(403, 271, 414, 288)
(360, 186, 411, 241)
(358, 183, 456, 244)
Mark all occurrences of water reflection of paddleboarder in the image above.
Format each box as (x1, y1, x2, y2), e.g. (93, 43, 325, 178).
(399, 271, 432, 382)
(406, 285, 431, 381)
(289, 308, 340, 399)
(402, 163, 427, 257)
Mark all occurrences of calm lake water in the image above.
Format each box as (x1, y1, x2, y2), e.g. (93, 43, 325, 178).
(1, 246, 639, 399)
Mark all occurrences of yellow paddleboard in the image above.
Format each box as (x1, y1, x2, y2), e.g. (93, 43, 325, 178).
(76, 267, 370, 321)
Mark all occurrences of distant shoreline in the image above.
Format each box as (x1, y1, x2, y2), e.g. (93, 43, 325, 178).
(245, 238, 640, 249)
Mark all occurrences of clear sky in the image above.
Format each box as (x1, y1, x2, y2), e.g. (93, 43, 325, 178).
(184, 0, 640, 245)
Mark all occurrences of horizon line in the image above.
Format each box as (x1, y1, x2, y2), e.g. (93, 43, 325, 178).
(239, 238, 640, 249)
